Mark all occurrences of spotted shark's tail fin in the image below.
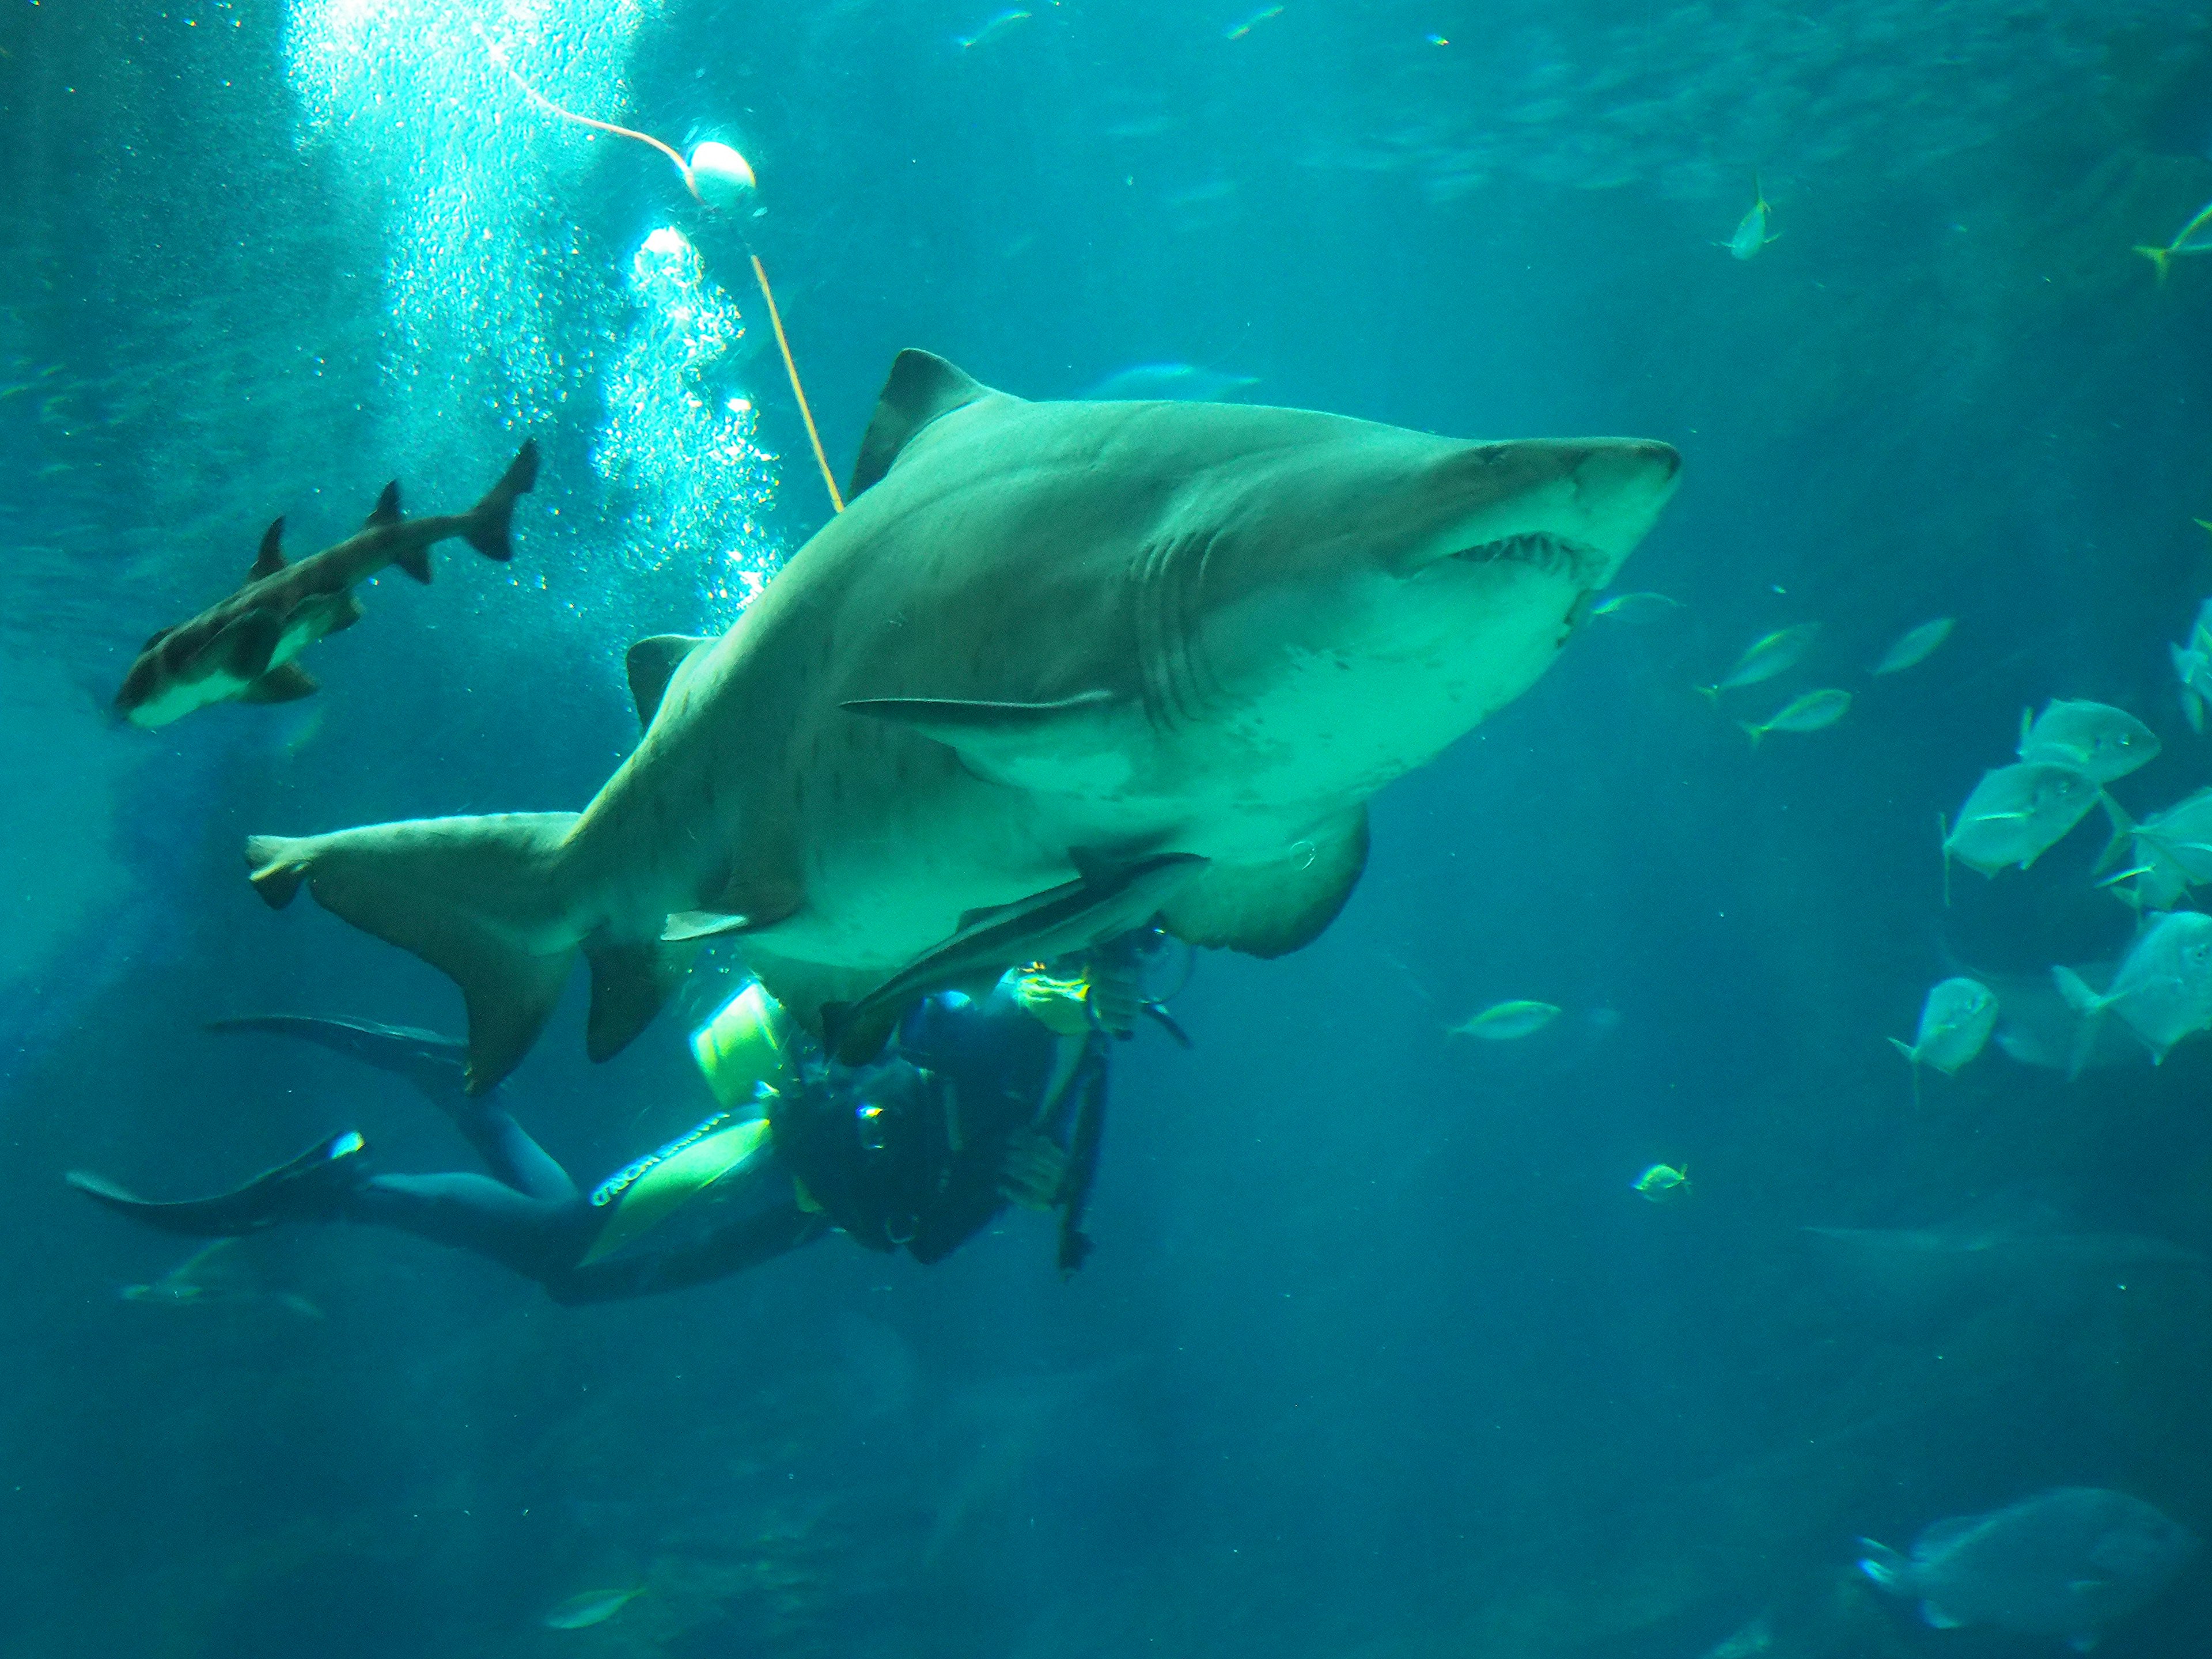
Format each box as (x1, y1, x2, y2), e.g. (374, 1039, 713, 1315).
(461, 438, 541, 563)
(245, 810, 592, 1093)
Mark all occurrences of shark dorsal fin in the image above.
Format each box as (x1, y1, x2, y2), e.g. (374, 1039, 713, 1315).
(847, 350, 997, 501)
(365, 482, 401, 529)
(626, 634, 715, 730)
(249, 518, 286, 581)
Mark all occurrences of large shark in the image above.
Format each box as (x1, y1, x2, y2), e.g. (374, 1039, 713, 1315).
(115, 441, 539, 728)
(244, 352, 1679, 1089)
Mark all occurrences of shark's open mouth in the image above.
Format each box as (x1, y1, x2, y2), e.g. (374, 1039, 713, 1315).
(1448, 531, 1598, 579)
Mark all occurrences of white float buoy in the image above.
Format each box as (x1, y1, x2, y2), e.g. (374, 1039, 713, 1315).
(687, 142, 756, 210)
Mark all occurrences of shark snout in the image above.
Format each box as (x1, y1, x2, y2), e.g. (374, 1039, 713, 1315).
(1400, 436, 1680, 583)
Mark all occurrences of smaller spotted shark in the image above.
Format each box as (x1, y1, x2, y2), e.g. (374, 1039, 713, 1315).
(113, 440, 538, 728)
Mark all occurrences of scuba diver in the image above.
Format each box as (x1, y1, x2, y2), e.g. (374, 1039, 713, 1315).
(69, 937, 1189, 1303)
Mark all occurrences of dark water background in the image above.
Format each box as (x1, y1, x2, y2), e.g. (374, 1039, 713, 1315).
(5, 2, 2212, 1655)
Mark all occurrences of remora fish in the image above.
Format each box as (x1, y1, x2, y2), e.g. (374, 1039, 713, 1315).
(244, 350, 1679, 1089)
(115, 441, 539, 728)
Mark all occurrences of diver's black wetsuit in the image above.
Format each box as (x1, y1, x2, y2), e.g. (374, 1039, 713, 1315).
(78, 987, 1112, 1302)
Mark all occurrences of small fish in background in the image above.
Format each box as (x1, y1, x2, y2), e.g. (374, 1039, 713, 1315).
(1633, 1162, 1690, 1202)
(1720, 177, 1780, 260)
(1081, 362, 1258, 402)
(2052, 908, 2212, 1066)
(955, 7, 1029, 50)
(1448, 999, 1561, 1040)
(1858, 1488, 2195, 1650)
(2168, 596, 2212, 733)
(1738, 687, 1849, 746)
(2017, 699, 2158, 783)
(543, 1586, 646, 1630)
(1696, 622, 1818, 699)
(1869, 616, 1953, 676)
(2133, 198, 2212, 284)
(1588, 590, 1683, 622)
(1223, 4, 1283, 39)
(1888, 977, 1996, 1090)
(119, 1238, 324, 1319)
(1940, 762, 2101, 881)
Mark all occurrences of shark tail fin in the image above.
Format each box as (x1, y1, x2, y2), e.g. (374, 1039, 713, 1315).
(2134, 244, 2172, 285)
(462, 438, 540, 562)
(244, 811, 582, 1092)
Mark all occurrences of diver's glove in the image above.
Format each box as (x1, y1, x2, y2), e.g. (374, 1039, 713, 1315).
(995, 1128, 1070, 1210)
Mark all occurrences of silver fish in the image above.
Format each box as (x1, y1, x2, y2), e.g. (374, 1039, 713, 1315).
(2017, 699, 2158, 783)
(543, 1587, 644, 1630)
(1697, 623, 1817, 699)
(1869, 617, 1953, 676)
(2053, 908, 2212, 1064)
(1859, 1488, 2195, 1649)
(2101, 786, 2212, 911)
(1738, 687, 1849, 745)
(1942, 762, 2101, 878)
(1889, 977, 1995, 1078)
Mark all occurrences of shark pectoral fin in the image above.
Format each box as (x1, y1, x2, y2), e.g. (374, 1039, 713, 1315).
(393, 543, 432, 584)
(741, 949, 881, 1044)
(842, 691, 1130, 793)
(243, 813, 582, 1092)
(241, 662, 319, 703)
(626, 634, 715, 730)
(847, 349, 998, 499)
(215, 608, 285, 682)
(249, 518, 286, 580)
(820, 999, 902, 1066)
(1161, 806, 1369, 957)
(365, 481, 401, 529)
(584, 937, 697, 1062)
(325, 592, 365, 634)
(661, 910, 749, 942)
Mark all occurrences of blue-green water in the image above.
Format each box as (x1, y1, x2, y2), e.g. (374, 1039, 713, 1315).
(6, 2, 2212, 1654)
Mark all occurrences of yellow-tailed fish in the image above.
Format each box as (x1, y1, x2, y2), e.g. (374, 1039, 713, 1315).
(1448, 999, 1561, 1040)
(1634, 1163, 1690, 1201)
(955, 8, 1030, 49)
(1224, 4, 1283, 39)
(1869, 617, 1953, 676)
(2134, 198, 2212, 285)
(1722, 177, 1780, 260)
(1697, 622, 1818, 699)
(1590, 590, 1684, 622)
(1739, 687, 1850, 746)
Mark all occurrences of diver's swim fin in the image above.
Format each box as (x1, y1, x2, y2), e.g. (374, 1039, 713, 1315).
(206, 1014, 472, 1105)
(67, 1131, 369, 1237)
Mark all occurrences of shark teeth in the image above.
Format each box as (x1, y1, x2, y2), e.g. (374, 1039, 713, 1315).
(1448, 531, 1596, 580)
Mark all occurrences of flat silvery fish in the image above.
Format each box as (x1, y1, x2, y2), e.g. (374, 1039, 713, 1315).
(1633, 1162, 1689, 1201)
(2101, 787, 2212, 911)
(2052, 908, 2212, 1065)
(1980, 964, 2143, 1073)
(2017, 699, 2158, 783)
(1697, 623, 1817, 699)
(1869, 617, 1953, 676)
(2169, 597, 2212, 732)
(1448, 999, 1560, 1040)
(955, 7, 1029, 48)
(1858, 1487, 2195, 1650)
(543, 1587, 645, 1630)
(1889, 977, 1995, 1081)
(1738, 687, 1849, 746)
(1941, 762, 2101, 880)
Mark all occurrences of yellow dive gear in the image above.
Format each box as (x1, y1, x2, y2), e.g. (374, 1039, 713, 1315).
(1014, 965, 1095, 1036)
(580, 1113, 772, 1264)
(690, 980, 798, 1107)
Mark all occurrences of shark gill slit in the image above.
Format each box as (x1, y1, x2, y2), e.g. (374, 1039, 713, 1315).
(1135, 531, 1213, 733)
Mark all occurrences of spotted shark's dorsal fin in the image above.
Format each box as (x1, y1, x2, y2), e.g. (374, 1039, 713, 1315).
(365, 482, 401, 530)
(847, 350, 999, 501)
(626, 634, 715, 730)
(249, 518, 286, 581)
